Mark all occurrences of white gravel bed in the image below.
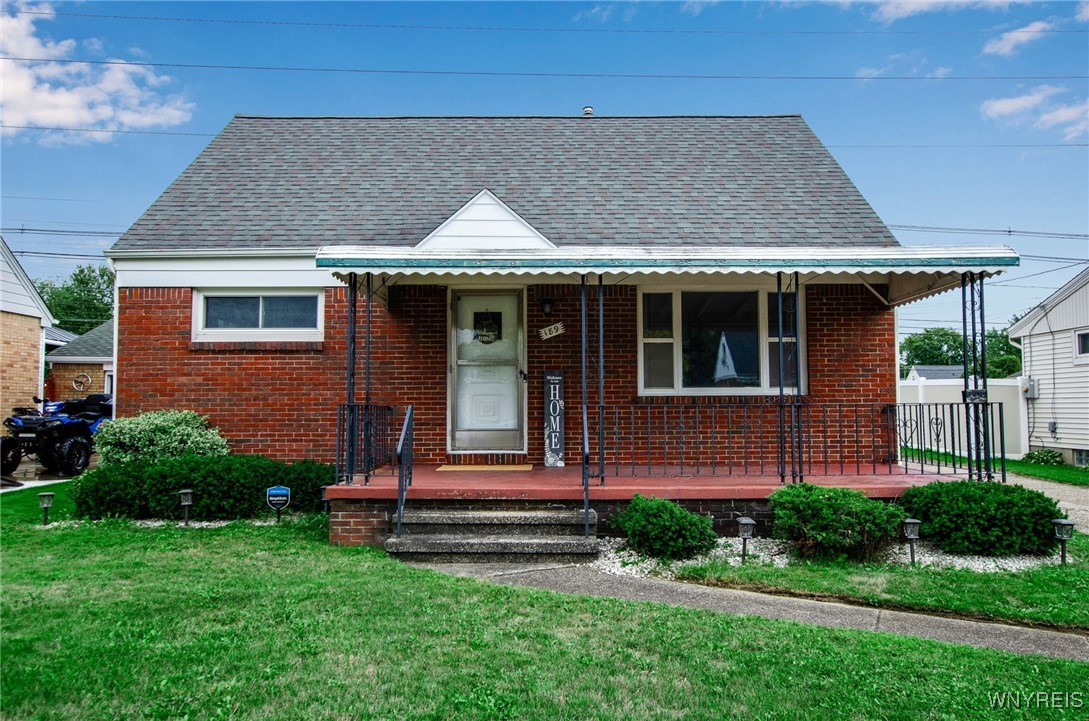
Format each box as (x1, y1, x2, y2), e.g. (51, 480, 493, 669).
(36, 517, 294, 530)
(589, 536, 1068, 579)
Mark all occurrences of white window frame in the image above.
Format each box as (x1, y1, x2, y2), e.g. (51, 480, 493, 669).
(636, 284, 807, 396)
(1073, 328, 1089, 366)
(192, 289, 324, 342)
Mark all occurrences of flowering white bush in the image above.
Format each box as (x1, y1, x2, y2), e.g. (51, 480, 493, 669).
(94, 410, 230, 466)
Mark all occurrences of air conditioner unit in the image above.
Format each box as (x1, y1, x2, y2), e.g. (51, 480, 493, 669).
(1020, 377, 1038, 399)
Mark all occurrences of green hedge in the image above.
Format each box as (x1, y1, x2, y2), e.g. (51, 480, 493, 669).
(614, 495, 719, 560)
(71, 454, 334, 521)
(899, 481, 1062, 556)
(770, 484, 905, 562)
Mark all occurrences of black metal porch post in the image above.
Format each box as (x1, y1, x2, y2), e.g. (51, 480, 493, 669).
(581, 275, 589, 475)
(345, 272, 358, 485)
(363, 272, 373, 485)
(777, 272, 787, 484)
(793, 271, 804, 483)
(598, 274, 606, 483)
(978, 275, 993, 480)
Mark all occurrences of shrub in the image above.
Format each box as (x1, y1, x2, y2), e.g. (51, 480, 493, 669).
(899, 481, 1061, 556)
(70, 462, 152, 520)
(285, 459, 336, 513)
(614, 495, 718, 560)
(770, 483, 905, 562)
(145, 454, 287, 521)
(71, 453, 335, 522)
(94, 410, 230, 466)
(1021, 448, 1065, 466)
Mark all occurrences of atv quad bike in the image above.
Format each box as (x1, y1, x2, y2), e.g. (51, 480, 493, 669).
(1, 394, 113, 477)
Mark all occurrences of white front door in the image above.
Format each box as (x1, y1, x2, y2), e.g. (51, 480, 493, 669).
(451, 291, 525, 452)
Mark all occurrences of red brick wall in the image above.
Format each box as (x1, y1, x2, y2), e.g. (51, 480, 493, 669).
(118, 282, 896, 466)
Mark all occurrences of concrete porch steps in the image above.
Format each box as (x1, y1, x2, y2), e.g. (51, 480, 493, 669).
(385, 508, 598, 562)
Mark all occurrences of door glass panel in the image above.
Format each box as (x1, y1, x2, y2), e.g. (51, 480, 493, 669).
(453, 292, 524, 450)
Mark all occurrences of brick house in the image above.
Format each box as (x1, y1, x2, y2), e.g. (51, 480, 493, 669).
(108, 115, 1017, 547)
(46, 321, 115, 398)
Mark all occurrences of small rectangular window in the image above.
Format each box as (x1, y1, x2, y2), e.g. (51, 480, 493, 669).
(193, 290, 323, 342)
(1078, 332, 1089, 356)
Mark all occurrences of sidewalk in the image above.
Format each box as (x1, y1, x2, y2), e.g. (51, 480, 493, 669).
(412, 561, 1089, 662)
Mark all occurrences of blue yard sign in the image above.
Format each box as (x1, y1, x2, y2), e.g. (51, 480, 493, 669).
(267, 485, 291, 522)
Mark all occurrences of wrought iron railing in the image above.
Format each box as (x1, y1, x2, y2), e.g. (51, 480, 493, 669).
(583, 401, 1007, 482)
(581, 412, 591, 538)
(394, 405, 415, 538)
(334, 403, 399, 484)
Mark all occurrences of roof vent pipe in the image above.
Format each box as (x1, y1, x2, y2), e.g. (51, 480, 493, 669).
(582, 106, 593, 117)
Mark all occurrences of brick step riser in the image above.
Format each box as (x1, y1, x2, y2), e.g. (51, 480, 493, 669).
(389, 551, 599, 564)
(399, 522, 596, 537)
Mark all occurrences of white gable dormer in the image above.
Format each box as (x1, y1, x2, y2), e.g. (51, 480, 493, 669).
(416, 189, 556, 250)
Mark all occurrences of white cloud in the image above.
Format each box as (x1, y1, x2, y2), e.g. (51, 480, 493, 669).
(573, 4, 614, 22)
(855, 65, 890, 79)
(980, 85, 1063, 118)
(1035, 101, 1089, 140)
(0, 3, 194, 145)
(928, 66, 953, 78)
(983, 20, 1056, 56)
(681, 1, 722, 16)
(1077, 2, 1089, 23)
(980, 86, 1088, 140)
(873, 1, 1023, 23)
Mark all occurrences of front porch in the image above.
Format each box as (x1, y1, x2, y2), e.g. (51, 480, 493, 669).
(325, 462, 958, 547)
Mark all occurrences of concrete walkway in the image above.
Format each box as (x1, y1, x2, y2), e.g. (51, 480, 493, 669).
(1008, 473, 1089, 528)
(413, 561, 1089, 662)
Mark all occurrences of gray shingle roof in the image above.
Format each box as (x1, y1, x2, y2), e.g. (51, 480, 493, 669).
(113, 115, 900, 252)
(46, 321, 113, 361)
(910, 365, 964, 380)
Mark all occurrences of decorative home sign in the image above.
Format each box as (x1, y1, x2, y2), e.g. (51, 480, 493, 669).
(473, 311, 502, 344)
(544, 371, 564, 467)
(538, 322, 565, 341)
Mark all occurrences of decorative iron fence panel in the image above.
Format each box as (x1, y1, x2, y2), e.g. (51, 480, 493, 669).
(334, 403, 399, 484)
(585, 401, 1005, 481)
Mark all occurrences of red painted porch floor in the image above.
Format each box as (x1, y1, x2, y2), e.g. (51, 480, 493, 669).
(324, 464, 950, 502)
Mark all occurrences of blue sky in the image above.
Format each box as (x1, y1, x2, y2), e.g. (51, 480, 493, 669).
(2, 0, 1086, 335)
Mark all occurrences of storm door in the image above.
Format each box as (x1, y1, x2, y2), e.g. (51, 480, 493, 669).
(450, 291, 526, 452)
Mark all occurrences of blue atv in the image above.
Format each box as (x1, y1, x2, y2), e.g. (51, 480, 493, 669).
(1, 394, 113, 477)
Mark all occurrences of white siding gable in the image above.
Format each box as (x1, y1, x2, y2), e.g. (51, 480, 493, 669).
(416, 189, 556, 251)
(1, 238, 54, 323)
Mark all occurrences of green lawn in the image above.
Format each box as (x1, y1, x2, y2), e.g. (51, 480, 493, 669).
(1005, 459, 1089, 487)
(2, 485, 1087, 721)
(677, 535, 1089, 630)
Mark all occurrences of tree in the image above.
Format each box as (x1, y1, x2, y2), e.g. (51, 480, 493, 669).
(36, 264, 114, 335)
(899, 326, 1021, 379)
(899, 327, 964, 375)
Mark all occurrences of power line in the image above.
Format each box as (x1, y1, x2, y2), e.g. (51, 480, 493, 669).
(1021, 255, 1089, 263)
(990, 262, 1087, 284)
(830, 143, 1087, 148)
(1, 195, 95, 202)
(890, 225, 1089, 240)
(2, 227, 121, 237)
(4, 56, 1086, 82)
(19, 9, 1089, 36)
(11, 251, 105, 259)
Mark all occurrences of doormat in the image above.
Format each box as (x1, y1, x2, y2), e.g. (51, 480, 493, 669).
(436, 464, 534, 472)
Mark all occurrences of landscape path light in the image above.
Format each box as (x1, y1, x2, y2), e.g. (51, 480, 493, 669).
(38, 492, 55, 526)
(178, 489, 193, 526)
(737, 516, 756, 564)
(1053, 519, 1075, 565)
(903, 518, 922, 566)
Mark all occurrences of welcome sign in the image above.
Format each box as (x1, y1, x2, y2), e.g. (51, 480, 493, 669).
(543, 371, 564, 467)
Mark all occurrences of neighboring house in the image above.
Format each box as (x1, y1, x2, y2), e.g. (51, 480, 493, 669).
(1008, 267, 1089, 466)
(0, 236, 55, 412)
(107, 115, 1018, 543)
(905, 365, 963, 381)
(46, 321, 115, 398)
(45, 326, 79, 354)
